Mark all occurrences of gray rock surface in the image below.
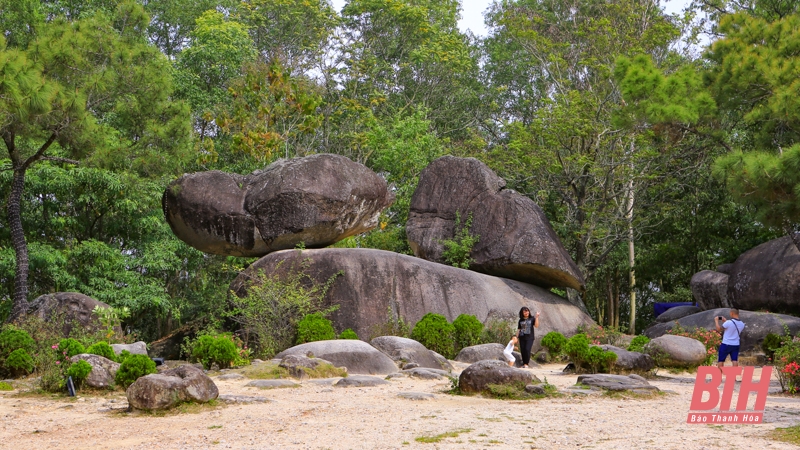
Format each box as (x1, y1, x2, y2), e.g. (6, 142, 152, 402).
(232, 248, 595, 352)
(278, 354, 338, 379)
(727, 236, 800, 314)
(644, 335, 707, 368)
(458, 360, 540, 394)
(656, 306, 702, 323)
(111, 342, 148, 356)
(370, 336, 453, 371)
(691, 270, 730, 311)
(406, 156, 584, 290)
(524, 384, 546, 395)
(27, 292, 120, 337)
(275, 340, 398, 375)
(402, 368, 445, 380)
(163, 154, 393, 257)
(246, 379, 299, 389)
(335, 376, 389, 387)
(577, 374, 658, 392)
(126, 365, 218, 410)
(398, 392, 435, 400)
(217, 373, 245, 380)
(455, 343, 527, 368)
(218, 395, 270, 404)
(70, 354, 120, 388)
(598, 345, 654, 373)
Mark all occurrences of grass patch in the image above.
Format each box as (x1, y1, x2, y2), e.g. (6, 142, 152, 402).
(208, 425, 222, 429)
(477, 417, 502, 422)
(302, 363, 347, 379)
(601, 390, 666, 400)
(415, 429, 472, 443)
(115, 399, 225, 417)
(241, 363, 291, 380)
(769, 424, 800, 446)
(0, 382, 13, 391)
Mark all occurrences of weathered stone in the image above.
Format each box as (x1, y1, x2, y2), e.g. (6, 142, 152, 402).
(644, 335, 707, 368)
(656, 306, 702, 323)
(217, 373, 245, 380)
(577, 374, 658, 392)
(455, 343, 528, 368)
(111, 342, 148, 356)
(335, 376, 389, 387)
(27, 292, 119, 337)
(278, 354, 338, 379)
(691, 270, 730, 311)
(217, 395, 270, 404)
(644, 308, 800, 352)
(402, 368, 444, 380)
(406, 156, 584, 290)
(246, 379, 299, 389)
(70, 354, 120, 388)
(126, 365, 218, 411)
(727, 236, 800, 314)
(398, 392, 435, 400)
(458, 360, 540, 394)
(232, 248, 595, 352)
(148, 324, 198, 360)
(370, 336, 453, 371)
(163, 154, 394, 257)
(716, 264, 733, 274)
(275, 340, 398, 375)
(524, 384, 546, 395)
(597, 345, 654, 373)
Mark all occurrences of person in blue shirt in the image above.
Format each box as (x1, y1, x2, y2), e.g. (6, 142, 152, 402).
(715, 308, 745, 368)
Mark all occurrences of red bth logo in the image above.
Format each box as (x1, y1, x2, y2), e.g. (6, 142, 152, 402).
(687, 366, 772, 424)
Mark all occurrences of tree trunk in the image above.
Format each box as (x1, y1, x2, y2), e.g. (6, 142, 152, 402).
(627, 170, 636, 335)
(7, 168, 30, 322)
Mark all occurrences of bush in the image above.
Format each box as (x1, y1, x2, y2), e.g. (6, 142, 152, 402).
(452, 314, 483, 352)
(627, 335, 650, 353)
(564, 333, 616, 373)
(338, 328, 359, 340)
(763, 333, 784, 361)
(667, 324, 720, 366)
(0, 328, 35, 356)
(0, 381, 12, 391)
(58, 338, 86, 358)
(578, 324, 624, 346)
(368, 306, 411, 340)
(86, 342, 117, 362)
(481, 316, 514, 345)
(541, 331, 567, 357)
(441, 212, 480, 269)
(296, 313, 336, 344)
(116, 350, 133, 365)
(66, 360, 93, 389)
(191, 335, 238, 369)
(5, 349, 34, 377)
(411, 313, 456, 359)
(115, 354, 157, 388)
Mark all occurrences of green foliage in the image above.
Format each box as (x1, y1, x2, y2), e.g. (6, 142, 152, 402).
(541, 331, 567, 357)
(452, 314, 483, 351)
(296, 313, 336, 344)
(627, 335, 651, 353)
(5, 348, 34, 377)
(763, 333, 785, 362)
(0, 381, 12, 391)
(115, 354, 157, 389)
(0, 328, 35, 356)
(441, 212, 479, 269)
(368, 306, 411, 340)
(338, 329, 359, 340)
(92, 305, 129, 342)
(480, 317, 514, 345)
(189, 334, 238, 370)
(564, 333, 617, 373)
(775, 340, 800, 394)
(410, 313, 456, 359)
(58, 338, 86, 358)
(66, 360, 93, 389)
(116, 350, 133, 365)
(666, 324, 720, 366)
(86, 342, 117, 362)
(578, 324, 625, 347)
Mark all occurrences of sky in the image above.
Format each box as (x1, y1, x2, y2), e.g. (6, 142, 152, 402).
(329, 0, 694, 37)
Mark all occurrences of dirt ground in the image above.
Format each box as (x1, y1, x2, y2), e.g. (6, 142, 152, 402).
(1, 363, 799, 450)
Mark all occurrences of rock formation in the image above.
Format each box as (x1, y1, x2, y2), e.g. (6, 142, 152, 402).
(27, 292, 119, 337)
(727, 236, 800, 314)
(691, 270, 730, 311)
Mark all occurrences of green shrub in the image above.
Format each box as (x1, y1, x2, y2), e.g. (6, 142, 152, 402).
(565, 334, 617, 373)
(116, 350, 133, 365)
(296, 313, 336, 344)
(541, 331, 567, 356)
(627, 335, 650, 353)
(0, 328, 35, 356)
(411, 313, 456, 359)
(58, 338, 86, 358)
(191, 335, 238, 369)
(0, 381, 12, 391)
(338, 328, 359, 340)
(453, 314, 483, 352)
(584, 346, 618, 373)
(441, 212, 480, 269)
(66, 360, 93, 388)
(86, 341, 117, 362)
(578, 324, 625, 346)
(763, 333, 784, 361)
(368, 306, 411, 340)
(5, 349, 34, 377)
(481, 316, 515, 345)
(775, 339, 800, 394)
(115, 354, 157, 388)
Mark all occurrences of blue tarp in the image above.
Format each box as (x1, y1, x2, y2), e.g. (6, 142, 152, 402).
(654, 302, 696, 317)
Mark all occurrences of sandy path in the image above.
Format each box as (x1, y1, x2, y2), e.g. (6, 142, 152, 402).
(1, 364, 799, 449)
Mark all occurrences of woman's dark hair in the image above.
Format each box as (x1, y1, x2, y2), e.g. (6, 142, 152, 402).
(519, 307, 531, 320)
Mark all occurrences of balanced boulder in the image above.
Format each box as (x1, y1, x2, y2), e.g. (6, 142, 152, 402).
(597, 345, 654, 373)
(644, 335, 707, 368)
(274, 340, 398, 375)
(691, 270, 730, 311)
(70, 354, 119, 388)
(727, 236, 800, 315)
(163, 154, 394, 257)
(656, 305, 702, 323)
(406, 156, 584, 290)
(370, 336, 453, 371)
(458, 360, 539, 394)
(231, 248, 595, 351)
(126, 365, 218, 410)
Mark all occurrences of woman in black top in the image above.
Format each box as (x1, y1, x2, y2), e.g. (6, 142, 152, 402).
(517, 306, 540, 368)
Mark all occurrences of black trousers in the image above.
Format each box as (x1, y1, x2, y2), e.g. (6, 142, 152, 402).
(519, 333, 534, 365)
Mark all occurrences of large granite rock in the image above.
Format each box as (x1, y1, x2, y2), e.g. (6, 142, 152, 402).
(458, 360, 539, 394)
(163, 154, 394, 257)
(278, 354, 339, 379)
(455, 343, 522, 368)
(644, 308, 800, 352)
(274, 340, 398, 375)
(27, 292, 119, 337)
(111, 342, 148, 356)
(231, 248, 595, 352)
(727, 236, 800, 315)
(406, 156, 584, 291)
(126, 365, 218, 410)
(691, 270, 730, 311)
(656, 305, 702, 323)
(597, 345, 654, 373)
(576, 374, 658, 392)
(70, 354, 120, 388)
(644, 335, 707, 368)
(370, 336, 453, 371)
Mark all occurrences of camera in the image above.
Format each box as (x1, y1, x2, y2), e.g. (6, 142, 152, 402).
(717, 316, 724, 320)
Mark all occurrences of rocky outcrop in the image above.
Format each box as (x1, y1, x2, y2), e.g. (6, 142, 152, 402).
(111, 342, 148, 356)
(644, 335, 707, 368)
(644, 308, 800, 352)
(576, 374, 658, 392)
(406, 156, 584, 291)
(458, 360, 539, 394)
(656, 305, 701, 323)
(70, 354, 120, 388)
(370, 336, 453, 371)
(231, 248, 595, 352)
(691, 270, 730, 311)
(163, 154, 394, 257)
(455, 343, 522, 368)
(278, 354, 339, 379)
(727, 236, 800, 315)
(597, 345, 654, 373)
(27, 292, 119, 337)
(274, 340, 398, 375)
(126, 365, 218, 410)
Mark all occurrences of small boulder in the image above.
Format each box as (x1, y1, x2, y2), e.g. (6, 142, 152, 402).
(576, 374, 658, 392)
(278, 354, 338, 379)
(111, 342, 148, 356)
(275, 340, 398, 375)
(398, 392, 435, 400)
(524, 384, 546, 395)
(126, 365, 218, 411)
(727, 236, 800, 315)
(403, 368, 445, 380)
(335, 376, 389, 387)
(458, 360, 540, 394)
(455, 343, 524, 367)
(644, 335, 707, 368)
(656, 306, 702, 323)
(246, 379, 299, 389)
(598, 345, 654, 373)
(70, 354, 120, 388)
(370, 336, 453, 371)
(27, 292, 120, 337)
(691, 270, 730, 311)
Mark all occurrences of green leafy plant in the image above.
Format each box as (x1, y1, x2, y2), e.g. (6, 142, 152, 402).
(578, 324, 625, 346)
(86, 341, 117, 362)
(541, 331, 568, 357)
(116, 350, 133, 365)
(368, 306, 411, 340)
(190, 334, 239, 370)
(5, 349, 34, 377)
(564, 333, 617, 373)
(0, 381, 12, 391)
(763, 333, 784, 362)
(453, 314, 483, 352)
(441, 212, 479, 269)
(58, 338, 86, 358)
(296, 312, 336, 344)
(92, 305, 130, 342)
(410, 313, 456, 359)
(0, 328, 35, 356)
(115, 354, 157, 388)
(66, 360, 93, 389)
(480, 316, 514, 345)
(338, 329, 359, 340)
(627, 335, 651, 353)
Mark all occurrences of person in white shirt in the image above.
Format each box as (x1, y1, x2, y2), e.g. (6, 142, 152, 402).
(503, 336, 518, 367)
(715, 308, 745, 368)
